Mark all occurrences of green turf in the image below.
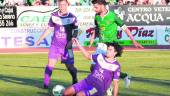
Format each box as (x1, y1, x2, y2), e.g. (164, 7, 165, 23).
(0, 50, 170, 96)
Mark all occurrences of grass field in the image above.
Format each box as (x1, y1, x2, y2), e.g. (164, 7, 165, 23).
(0, 50, 170, 96)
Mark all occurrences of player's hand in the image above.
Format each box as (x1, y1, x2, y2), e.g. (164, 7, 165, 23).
(72, 38, 76, 44)
(72, 37, 76, 42)
(132, 40, 144, 48)
(86, 27, 95, 34)
(88, 44, 92, 48)
(73, 38, 81, 46)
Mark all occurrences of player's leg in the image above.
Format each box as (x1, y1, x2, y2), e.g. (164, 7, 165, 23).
(64, 79, 90, 96)
(44, 45, 59, 88)
(65, 64, 78, 84)
(62, 49, 78, 84)
(120, 72, 131, 88)
(63, 86, 76, 96)
(44, 59, 57, 88)
(76, 91, 86, 96)
(63, 87, 86, 96)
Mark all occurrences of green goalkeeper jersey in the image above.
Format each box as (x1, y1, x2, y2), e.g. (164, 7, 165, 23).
(95, 10, 124, 43)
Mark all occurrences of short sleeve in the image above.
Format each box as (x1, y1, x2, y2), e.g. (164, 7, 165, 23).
(113, 65, 121, 80)
(73, 17, 78, 28)
(48, 15, 55, 27)
(91, 54, 99, 63)
(72, 16, 78, 38)
(114, 13, 125, 27)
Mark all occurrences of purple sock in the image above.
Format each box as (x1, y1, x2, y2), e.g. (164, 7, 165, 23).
(44, 65, 54, 86)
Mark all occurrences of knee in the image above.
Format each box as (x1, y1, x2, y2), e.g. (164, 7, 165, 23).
(76, 93, 81, 96)
(63, 88, 71, 96)
(63, 90, 68, 96)
(47, 61, 56, 67)
(47, 64, 54, 68)
(76, 92, 85, 96)
(63, 87, 75, 96)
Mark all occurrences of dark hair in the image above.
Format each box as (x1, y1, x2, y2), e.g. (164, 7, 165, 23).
(58, 0, 69, 4)
(91, 0, 108, 5)
(106, 42, 123, 57)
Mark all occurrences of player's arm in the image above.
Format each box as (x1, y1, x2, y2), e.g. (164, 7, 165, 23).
(72, 17, 78, 39)
(36, 14, 55, 46)
(67, 25, 78, 49)
(73, 38, 92, 60)
(112, 64, 120, 96)
(120, 24, 135, 42)
(113, 80, 119, 96)
(89, 19, 99, 47)
(121, 25, 135, 41)
(122, 25, 143, 48)
(36, 26, 53, 46)
(66, 17, 78, 49)
(115, 13, 143, 48)
(89, 29, 95, 47)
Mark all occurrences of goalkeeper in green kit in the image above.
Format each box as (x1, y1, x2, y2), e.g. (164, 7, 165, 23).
(88, 0, 144, 95)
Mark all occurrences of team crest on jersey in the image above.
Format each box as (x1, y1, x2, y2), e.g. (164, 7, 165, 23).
(100, 27, 105, 31)
(100, 24, 105, 31)
(106, 20, 111, 24)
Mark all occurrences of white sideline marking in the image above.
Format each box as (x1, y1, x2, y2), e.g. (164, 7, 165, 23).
(0, 49, 170, 54)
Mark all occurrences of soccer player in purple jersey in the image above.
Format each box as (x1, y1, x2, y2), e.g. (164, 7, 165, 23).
(63, 38, 123, 96)
(36, 0, 78, 88)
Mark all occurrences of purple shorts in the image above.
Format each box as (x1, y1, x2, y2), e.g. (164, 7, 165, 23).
(48, 45, 74, 64)
(73, 79, 103, 96)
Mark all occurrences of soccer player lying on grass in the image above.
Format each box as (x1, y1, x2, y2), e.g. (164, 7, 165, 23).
(63, 38, 123, 96)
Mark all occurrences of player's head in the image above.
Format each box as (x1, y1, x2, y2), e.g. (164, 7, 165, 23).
(58, 0, 69, 12)
(91, 0, 107, 14)
(106, 42, 123, 58)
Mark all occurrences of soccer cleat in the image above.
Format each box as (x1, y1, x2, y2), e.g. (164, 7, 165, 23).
(124, 75, 131, 88)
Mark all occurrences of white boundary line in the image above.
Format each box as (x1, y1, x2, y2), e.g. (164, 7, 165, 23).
(0, 49, 170, 54)
(0, 52, 48, 54)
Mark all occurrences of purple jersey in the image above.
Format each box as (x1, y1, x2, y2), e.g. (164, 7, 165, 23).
(48, 11, 78, 48)
(86, 54, 121, 92)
